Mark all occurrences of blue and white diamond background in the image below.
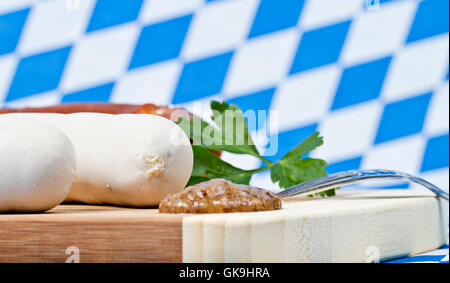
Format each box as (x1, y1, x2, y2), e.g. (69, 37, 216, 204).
(0, 0, 448, 263)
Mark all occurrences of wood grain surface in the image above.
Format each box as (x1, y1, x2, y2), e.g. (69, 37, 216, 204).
(0, 205, 183, 263)
(0, 190, 447, 263)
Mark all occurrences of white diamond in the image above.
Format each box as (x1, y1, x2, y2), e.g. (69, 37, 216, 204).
(382, 35, 450, 102)
(251, 172, 281, 193)
(139, 0, 203, 24)
(271, 65, 340, 132)
(17, 0, 95, 55)
(340, 0, 417, 66)
(111, 60, 181, 105)
(224, 29, 299, 96)
(0, 0, 37, 14)
(421, 168, 449, 195)
(0, 55, 17, 105)
(179, 93, 225, 125)
(424, 82, 449, 136)
(3, 90, 60, 108)
(361, 135, 426, 174)
(299, 0, 362, 30)
(220, 151, 261, 172)
(312, 101, 383, 162)
(181, 0, 258, 61)
(59, 23, 140, 93)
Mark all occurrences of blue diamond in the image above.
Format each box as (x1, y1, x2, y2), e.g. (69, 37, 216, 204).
(290, 20, 351, 75)
(129, 15, 192, 70)
(228, 88, 276, 131)
(374, 183, 410, 189)
(6, 46, 71, 102)
(421, 133, 449, 172)
(387, 255, 447, 263)
(325, 156, 362, 174)
(248, 0, 305, 38)
(374, 92, 432, 144)
(406, 0, 449, 43)
(266, 123, 317, 162)
(61, 82, 115, 103)
(172, 52, 233, 104)
(331, 57, 392, 110)
(86, 0, 144, 33)
(0, 8, 30, 56)
(365, 0, 401, 8)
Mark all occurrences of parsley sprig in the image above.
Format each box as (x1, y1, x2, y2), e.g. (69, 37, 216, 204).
(177, 101, 335, 196)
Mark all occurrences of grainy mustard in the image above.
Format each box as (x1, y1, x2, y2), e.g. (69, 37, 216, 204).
(159, 179, 282, 214)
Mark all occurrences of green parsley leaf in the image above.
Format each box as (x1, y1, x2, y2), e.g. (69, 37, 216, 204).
(178, 101, 261, 157)
(188, 146, 254, 185)
(281, 132, 324, 161)
(177, 116, 223, 146)
(210, 101, 260, 157)
(270, 132, 336, 196)
(177, 101, 336, 197)
(271, 158, 328, 188)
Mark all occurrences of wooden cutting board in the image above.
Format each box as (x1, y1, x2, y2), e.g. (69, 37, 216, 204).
(0, 189, 447, 263)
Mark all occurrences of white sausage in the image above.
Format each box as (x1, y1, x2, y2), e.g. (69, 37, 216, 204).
(4, 113, 193, 207)
(0, 118, 76, 212)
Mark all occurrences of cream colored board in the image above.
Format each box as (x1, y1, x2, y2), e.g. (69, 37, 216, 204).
(182, 190, 448, 263)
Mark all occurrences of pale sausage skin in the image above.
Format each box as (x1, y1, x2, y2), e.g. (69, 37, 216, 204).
(2, 113, 194, 207)
(159, 179, 282, 213)
(0, 118, 76, 212)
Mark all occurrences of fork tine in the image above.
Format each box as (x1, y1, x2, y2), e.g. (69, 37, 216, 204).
(275, 169, 449, 201)
(276, 171, 358, 198)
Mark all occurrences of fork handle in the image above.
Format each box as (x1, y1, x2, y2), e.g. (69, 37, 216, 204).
(277, 169, 449, 201)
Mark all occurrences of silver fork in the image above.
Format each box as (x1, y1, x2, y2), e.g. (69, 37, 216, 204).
(276, 169, 449, 201)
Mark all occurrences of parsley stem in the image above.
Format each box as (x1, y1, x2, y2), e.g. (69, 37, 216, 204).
(247, 166, 271, 174)
(257, 155, 274, 165)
